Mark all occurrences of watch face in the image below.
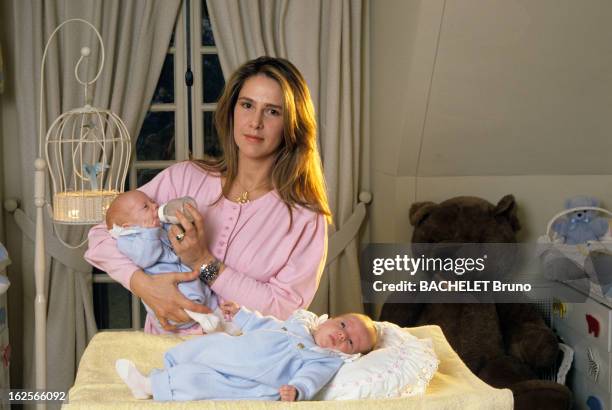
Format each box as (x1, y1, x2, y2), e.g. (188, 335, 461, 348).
(199, 260, 220, 283)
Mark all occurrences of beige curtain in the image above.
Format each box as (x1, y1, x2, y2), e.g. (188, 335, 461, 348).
(207, 0, 370, 315)
(0, 41, 4, 95)
(9, 0, 181, 398)
(0, 39, 5, 241)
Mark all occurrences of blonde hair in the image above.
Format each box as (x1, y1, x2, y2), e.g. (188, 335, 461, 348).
(105, 192, 130, 229)
(193, 56, 332, 225)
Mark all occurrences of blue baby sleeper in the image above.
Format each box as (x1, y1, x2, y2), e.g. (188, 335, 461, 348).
(116, 226, 218, 327)
(149, 308, 346, 401)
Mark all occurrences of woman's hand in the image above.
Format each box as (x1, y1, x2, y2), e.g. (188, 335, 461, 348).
(130, 269, 212, 331)
(168, 203, 213, 270)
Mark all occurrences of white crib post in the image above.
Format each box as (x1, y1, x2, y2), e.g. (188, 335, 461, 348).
(34, 157, 47, 408)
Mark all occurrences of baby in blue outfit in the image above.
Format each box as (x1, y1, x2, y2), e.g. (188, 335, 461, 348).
(106, 190, 224, 333)
(116, 302, 378, 402)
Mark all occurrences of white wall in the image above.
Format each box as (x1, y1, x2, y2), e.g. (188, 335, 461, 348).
(370, 0, 612, 243)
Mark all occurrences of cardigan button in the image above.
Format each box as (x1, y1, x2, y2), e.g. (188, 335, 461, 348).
(281, 327, 287, 331)
(297, 343, 305, 349)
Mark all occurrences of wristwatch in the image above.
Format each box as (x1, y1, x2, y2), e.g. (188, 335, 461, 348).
(199, 258, 221, 285)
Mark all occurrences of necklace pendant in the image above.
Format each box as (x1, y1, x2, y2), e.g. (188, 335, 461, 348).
(236, 191, 249, 204)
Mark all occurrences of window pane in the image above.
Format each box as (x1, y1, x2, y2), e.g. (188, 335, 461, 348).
(140, 303, 147, 328)
(93, 281, 132, 329)
(201, 0, 215, 46)
(202, 54, 224, 103)
(137, 111, 175, 161)
(152, 54, 174, 104)
(203, 111, 222, 158)
(137, 169, 164, 188)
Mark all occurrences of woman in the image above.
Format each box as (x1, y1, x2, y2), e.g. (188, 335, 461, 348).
(85, 56, 331, 333)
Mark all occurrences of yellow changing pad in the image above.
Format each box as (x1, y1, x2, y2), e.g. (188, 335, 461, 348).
(63, 325, 513, 409)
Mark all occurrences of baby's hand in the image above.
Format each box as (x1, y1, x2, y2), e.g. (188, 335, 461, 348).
(279, 385, 297, 401)
(220, 301, 240, 318)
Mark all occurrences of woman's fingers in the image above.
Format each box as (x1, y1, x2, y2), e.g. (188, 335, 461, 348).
(158, 317, 177, 332)
(174, 269, 199, 282)
(170, 218, 211, 269)
(164, 310, 191, 325)
(183, 300, 212, 314)
(167, 224, 184, 248)
(131, 270, 211, 327)
(175, 210, 194, 235)
(185, 203, 205, 234)
(171, 271, 212, 314)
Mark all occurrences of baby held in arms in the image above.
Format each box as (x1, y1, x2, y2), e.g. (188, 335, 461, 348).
(116, 303, 378, 401)
(105, 190, 228, 334)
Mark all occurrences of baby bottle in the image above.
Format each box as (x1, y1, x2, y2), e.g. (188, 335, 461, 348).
(158, 196, 197, 225)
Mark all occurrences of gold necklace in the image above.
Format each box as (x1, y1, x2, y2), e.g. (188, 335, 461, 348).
(235, 177, 271, 204)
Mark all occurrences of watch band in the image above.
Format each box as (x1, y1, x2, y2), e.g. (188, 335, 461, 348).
(199, 258, 221, 285)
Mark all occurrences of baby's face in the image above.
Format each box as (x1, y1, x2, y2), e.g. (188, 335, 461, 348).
(120, 191, 161, 228)
(313, 314, 374, 354)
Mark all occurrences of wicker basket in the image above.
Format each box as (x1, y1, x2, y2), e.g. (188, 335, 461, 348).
(52, 190, 118, 224)
(537, 206, 612, 293)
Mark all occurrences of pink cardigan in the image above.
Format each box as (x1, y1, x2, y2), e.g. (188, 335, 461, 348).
(85, 161, 327, 332)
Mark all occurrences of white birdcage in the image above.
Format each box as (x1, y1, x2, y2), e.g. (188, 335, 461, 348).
(46, 105, 130, 224)
(39, 19, 131, 225)
(32, 18, 131, 399)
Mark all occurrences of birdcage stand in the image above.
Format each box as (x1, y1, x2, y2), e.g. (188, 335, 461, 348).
(34, 19, 131, 408)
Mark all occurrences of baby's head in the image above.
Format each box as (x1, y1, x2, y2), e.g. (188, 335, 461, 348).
(313, 313, 378, 354)
(105, 190, 161, 230)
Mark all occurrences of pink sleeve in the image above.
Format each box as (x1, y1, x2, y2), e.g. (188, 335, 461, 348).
(84, 223, 140, 289)
(211, 214, 327, 320)
(84, 164, 183, 290)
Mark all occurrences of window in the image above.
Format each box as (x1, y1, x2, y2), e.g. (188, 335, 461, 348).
(93, 0, 225, 329)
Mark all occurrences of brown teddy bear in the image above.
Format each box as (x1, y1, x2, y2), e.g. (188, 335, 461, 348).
(380, 195, 571, 410)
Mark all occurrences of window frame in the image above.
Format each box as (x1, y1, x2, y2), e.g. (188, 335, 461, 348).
(191, 1, 221, 158)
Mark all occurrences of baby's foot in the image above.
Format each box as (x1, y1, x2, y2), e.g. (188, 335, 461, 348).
(115, 359, 152, 399)
(185, 309, 221, 333)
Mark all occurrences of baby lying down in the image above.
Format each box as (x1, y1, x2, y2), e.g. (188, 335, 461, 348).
(116, 303, 378, 402)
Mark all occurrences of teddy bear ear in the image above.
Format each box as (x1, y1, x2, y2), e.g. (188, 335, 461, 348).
(409, 202, 437, 226)
(494, 194, 521, 232)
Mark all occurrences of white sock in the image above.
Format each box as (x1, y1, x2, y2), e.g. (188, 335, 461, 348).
(115, 359, 152, 399)
(185, 309, 221, 333)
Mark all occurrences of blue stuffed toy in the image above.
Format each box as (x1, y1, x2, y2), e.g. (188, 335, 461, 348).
(552, 196, 609, 245)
